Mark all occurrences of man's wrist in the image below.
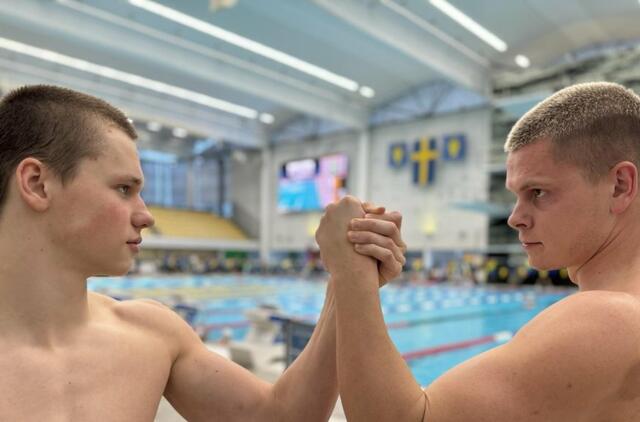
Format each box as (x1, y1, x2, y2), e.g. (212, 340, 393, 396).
(331, 260, 379, 289)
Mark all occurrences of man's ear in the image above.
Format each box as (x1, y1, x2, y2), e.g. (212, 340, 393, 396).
(14, 158, 55, 212)
(610, 161, 638, 215)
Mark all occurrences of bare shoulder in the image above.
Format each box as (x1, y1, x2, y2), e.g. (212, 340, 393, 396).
(89, 291, 179, 324)
(424, 291, 640, 421)
(513, 290, 640, 369)
(523, 290, 640, 337)
(88, 292, 198, 355)
(561, 289, 640, 312)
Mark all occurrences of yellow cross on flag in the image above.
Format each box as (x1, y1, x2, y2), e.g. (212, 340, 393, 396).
(411, 137, 438, 185)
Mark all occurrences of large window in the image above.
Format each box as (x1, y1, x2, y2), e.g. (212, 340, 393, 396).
(141, 155, 230, 214)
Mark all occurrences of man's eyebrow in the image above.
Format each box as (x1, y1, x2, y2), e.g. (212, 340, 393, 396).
(121, 176, 143, 186)
(505, 180, 551, 193)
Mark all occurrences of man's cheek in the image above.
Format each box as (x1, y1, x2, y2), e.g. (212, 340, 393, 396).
(93, 204, 129, 229)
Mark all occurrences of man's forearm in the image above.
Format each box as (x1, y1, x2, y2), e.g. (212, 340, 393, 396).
(267, 280, 338, 421)
(334, 259, 427, 422)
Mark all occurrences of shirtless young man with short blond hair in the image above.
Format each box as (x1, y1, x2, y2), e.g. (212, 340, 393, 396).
(316, 81, 640, 421)
(0, 85, 407, 421)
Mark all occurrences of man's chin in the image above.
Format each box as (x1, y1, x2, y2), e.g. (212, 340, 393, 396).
(91, 263, 133, 278)
(526, 258, 559, 272)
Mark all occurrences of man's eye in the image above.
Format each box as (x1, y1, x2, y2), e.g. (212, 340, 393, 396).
(532, 189, 546, 198)
(117, 185, 131, 195)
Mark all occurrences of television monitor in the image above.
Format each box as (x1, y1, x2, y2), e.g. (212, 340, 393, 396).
(277, 153, 348, 213)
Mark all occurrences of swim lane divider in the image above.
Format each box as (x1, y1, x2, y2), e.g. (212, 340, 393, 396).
(401, 331, 513, 361)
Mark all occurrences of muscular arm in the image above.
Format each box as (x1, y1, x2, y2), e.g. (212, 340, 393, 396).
(333, 258, 427, 421)
(160, 203, 407, 421)
(163, 281, 338, 422)
(424, 291, 640, 421)
(316, 196, 426, 421)
(332, 282, 640, 422)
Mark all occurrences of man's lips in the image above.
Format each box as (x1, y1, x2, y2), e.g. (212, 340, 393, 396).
(127, 238, 142, 245)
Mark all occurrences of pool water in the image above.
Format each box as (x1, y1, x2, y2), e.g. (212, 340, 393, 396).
(88, 275, 573, 386)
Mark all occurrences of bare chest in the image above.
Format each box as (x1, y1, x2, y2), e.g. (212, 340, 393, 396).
(0, 338, 172, 422)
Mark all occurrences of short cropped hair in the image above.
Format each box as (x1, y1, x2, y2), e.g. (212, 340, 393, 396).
(0, 85, 137, 210)
(505, 82, 640, 182)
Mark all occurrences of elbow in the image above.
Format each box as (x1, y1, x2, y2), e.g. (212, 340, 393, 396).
(420, 389, 430, 421)
(262, 384, 337, 422)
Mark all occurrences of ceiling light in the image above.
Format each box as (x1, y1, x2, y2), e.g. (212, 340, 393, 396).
(380, 0, 488, 67)
(359, 86, 375, 98)
(259, 113, 275, 124)
(515, 54, 530, 68)
(172, 127, 188, 138)
(128, 0, 360, 92)
(0, 37, 259, 119)
(209, 0, 238, 11)
(146, 121, 162, 131)
(429, 0, 507, 52)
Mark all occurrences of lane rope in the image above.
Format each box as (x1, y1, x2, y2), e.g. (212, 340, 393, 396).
(401, 331, 513, 361)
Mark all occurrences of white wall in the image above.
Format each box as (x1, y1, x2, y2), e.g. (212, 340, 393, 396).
(231, 151, 262, 211)
(230, 150, 262, 237)
(369, 108, 491, 252)
(234, 107, 492, 252)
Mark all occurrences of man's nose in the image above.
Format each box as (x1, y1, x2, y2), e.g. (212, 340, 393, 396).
(507, 200, 531, 231)
(133, 201, 155, 230)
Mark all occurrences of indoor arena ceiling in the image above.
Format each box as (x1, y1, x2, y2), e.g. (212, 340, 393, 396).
(0, 0, 640, 150)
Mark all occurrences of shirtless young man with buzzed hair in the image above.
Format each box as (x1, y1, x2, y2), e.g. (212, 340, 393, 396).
(0, 85, 407, 421)
(316, 81, 640, 421)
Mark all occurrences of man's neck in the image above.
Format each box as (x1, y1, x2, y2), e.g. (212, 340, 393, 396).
(573, 217, 640, 294)
(0, 228, 91, 346)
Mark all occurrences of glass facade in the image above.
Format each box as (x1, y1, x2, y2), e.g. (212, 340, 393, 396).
(141, 155, 230, 214)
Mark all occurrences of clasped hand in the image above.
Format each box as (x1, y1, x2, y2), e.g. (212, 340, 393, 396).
(315, 196, 406, 286)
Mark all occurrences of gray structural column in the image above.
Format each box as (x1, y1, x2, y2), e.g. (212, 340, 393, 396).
(259, 142, 273, 266)
(186, 159, 193, 209)
(355, 128, 371, 200)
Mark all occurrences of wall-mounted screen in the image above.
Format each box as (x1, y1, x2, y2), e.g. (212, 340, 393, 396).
(277, 153, 348, 213)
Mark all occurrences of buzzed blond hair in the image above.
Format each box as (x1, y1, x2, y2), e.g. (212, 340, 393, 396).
(505, 82, 640, 182)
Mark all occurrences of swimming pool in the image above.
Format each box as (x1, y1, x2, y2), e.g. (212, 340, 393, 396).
(88, 275, 574, 386)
